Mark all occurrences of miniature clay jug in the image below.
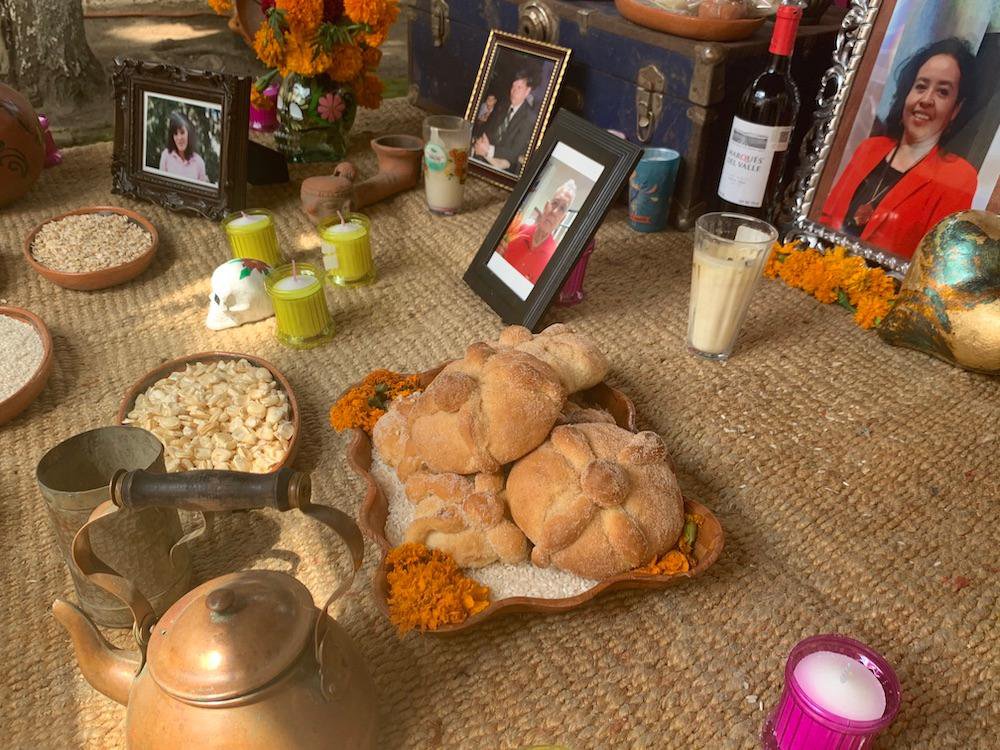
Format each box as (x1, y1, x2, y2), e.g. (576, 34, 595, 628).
(300, 134, 424, 224)
(53, 468, 377, 749)
(0, 83, 45, 207)
(877, 210, 999, 374)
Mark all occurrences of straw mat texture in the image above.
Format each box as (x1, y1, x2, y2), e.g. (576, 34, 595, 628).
(0, 99, 997, 749)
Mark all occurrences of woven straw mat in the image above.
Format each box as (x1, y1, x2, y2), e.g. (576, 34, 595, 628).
(0, 99, 996, 749)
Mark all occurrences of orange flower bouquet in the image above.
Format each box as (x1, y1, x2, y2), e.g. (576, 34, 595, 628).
(211, 0, 399, 161)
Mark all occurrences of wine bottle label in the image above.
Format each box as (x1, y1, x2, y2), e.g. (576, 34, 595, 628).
(718, 117, 793, 208)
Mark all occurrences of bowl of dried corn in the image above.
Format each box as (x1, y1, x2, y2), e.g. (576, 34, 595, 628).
(23, 206, 158, 291)
(118, 352, 299, 473)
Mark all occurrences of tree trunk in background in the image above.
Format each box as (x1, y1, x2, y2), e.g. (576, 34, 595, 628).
(0, 0, 105, 114)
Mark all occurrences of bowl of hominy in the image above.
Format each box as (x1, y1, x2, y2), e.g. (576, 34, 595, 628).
(0, 306, 54, 426)
(118, 352, 300, 473)
(23, 206, 158, 290)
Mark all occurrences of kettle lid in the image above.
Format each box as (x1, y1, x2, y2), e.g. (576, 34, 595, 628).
(147, 570, 315, 702)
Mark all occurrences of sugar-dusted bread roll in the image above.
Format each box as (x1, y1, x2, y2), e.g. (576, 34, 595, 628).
(506, 423, 684, 579)
(556, 399, 617, 427)
(404, 471, 528, 567)
(496, 323, 609, 393)
(404, 342, 566, 474)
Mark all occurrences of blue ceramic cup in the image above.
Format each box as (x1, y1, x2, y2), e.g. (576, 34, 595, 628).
(628, 148, 681, 232)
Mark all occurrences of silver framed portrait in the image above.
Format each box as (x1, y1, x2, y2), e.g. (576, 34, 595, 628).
(787, 0, 1000, 273)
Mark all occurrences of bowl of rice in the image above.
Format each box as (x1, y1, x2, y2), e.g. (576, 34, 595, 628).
(0, 306, 54, 426)
(23, 206, 158, 290)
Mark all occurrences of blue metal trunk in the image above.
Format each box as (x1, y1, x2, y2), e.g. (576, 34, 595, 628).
(404, 0, 842, 228)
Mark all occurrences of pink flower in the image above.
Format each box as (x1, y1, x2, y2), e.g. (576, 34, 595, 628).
(318, 92, 346, 122)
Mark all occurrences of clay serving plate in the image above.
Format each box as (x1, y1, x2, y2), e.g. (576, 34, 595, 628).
(24, 206, 159, 291)
(0, 306, 54, 426)
(615, 0, 765, 42)
(117, 351, 300, 471)
(348, 365, 725, 635)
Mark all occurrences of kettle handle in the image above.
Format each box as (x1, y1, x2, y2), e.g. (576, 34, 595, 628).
(72, 469, 366, 678)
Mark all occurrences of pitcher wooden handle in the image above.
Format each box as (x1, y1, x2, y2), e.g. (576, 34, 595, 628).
(111, 467, 310, 512)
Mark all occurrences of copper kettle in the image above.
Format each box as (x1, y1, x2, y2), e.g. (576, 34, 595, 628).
(53, 468, 377, 749)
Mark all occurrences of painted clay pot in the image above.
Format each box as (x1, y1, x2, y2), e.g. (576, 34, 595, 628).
(0, 83, 45, 207)
(877, 210, 1000, 374)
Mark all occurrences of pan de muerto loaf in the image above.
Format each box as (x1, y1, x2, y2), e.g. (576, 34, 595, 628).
(506, 423, 684, 579)
(404, 471, 528, 567)
(403, 342, 566, 474)
(495, 324, 609, 393)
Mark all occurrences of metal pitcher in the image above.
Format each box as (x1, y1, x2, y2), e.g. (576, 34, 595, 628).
(36, 426, 205, 627)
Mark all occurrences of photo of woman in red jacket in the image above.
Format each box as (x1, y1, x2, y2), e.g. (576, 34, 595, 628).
(819, 38, 980, 260)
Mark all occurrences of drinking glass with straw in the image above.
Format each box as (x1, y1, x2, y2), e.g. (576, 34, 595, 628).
(265, 259, 334, 349)
(223, 209, 283, 267)
(318, 210, 375, 287)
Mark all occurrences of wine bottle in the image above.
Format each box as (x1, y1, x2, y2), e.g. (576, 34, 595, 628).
(717, 3, 803, 220)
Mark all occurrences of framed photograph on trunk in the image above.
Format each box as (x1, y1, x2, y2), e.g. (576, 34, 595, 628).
(111, 58, 250, 220)
(465, 30, 571, 189)
(787, 0, 999, 273)
(464, 109, 641, 331)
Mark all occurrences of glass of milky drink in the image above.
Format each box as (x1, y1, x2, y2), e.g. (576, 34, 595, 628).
(687, 212, 777, 361)
(422, 115, 472, 215)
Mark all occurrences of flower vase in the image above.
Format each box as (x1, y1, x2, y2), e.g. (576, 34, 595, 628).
(275, 74, 356, 163)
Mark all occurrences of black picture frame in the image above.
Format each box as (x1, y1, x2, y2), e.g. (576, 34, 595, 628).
(111, 58, 250, 221)
(463, 109, 641, 331)
(464, 30, 571, 189)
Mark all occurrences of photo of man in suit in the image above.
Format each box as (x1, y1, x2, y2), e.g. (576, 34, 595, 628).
(472, 69, 539, 175)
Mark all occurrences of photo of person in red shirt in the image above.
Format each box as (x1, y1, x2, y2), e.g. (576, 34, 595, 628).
(498, 178, 577, 284)
(820, 38, 981, 260)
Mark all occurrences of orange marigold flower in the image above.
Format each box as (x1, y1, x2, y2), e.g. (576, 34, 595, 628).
(763, 245, 784, 279)
(253, 23, 284, 69)
(327, 43, 364, 82)
(353, 71, 383, 109)
(250, 87, 276, 110)
(361, 45, 382, 70)
(276, 0, 324, 31)
(344, 0, 399, 28)
(281, 27, 331, 76)
(208, 0, 233, 14)
(853, 294, 893, 329)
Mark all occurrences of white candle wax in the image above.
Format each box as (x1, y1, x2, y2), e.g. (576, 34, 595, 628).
(794, 651, 887, 722)
(228, 213, 268, 228)
(326, 221, 363, 234)
(273, 274, 317, 292)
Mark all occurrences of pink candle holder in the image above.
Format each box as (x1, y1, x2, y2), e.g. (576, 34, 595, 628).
(556, 238, 596, 307)
(250, 82, 280, 133)
(762, 635, 901, 750)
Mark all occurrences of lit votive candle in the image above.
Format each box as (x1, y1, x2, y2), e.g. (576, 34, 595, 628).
(318, 212, 375, 287)
(223, 209, 284, 267)
(762, 635, 900, 750)
(265, 262, 334, 349)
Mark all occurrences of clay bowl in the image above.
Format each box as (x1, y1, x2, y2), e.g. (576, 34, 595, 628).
(615, 0, 766, 41)
(348, 365, 725, 635)
(117, 352, 300, 472)
(0, 306, 54, 426)
(24, 206, 159, 291)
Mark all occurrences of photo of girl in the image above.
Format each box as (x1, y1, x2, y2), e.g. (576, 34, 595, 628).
(159, 111, 208, 183)
(142, 92, 223, 188)
(813, 0, 999, 262)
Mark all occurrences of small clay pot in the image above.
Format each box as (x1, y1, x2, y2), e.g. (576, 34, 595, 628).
(0, 83, 45, 208)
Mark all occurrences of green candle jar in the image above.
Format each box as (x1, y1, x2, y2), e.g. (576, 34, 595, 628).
(264, 263, 335, 349)
(223, 209, 284, 267)
(318, 212, 375, 287)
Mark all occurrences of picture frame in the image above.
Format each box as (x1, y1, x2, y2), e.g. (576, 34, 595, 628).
(111, 58, 251, 220)
(463, 109, 641, 331)
(786, 0, 1000, 273)
(464, 30, 571, 189)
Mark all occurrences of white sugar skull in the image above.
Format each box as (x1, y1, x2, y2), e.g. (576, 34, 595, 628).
(206, 258, 275, 331)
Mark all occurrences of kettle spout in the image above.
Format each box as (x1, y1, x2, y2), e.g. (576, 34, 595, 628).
(53, 599, 140, 706)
